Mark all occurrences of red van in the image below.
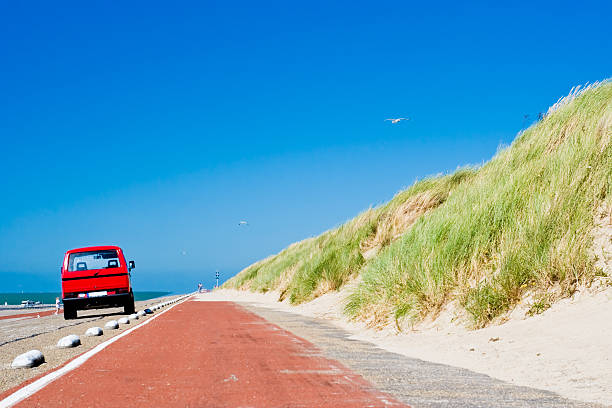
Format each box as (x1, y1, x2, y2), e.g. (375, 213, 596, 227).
(61, 245, 136, 320)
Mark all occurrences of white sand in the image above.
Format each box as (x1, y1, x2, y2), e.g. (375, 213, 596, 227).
(198, 283, 612, 406)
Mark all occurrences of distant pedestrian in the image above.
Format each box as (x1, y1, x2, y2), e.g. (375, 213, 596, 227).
(55, 297, 60, 315)
(197, 283, 203, 293)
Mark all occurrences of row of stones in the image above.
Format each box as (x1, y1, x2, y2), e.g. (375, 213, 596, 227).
(10, 295, 189, 369)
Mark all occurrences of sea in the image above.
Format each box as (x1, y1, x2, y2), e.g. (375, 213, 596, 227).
(0, 291, 172, 305)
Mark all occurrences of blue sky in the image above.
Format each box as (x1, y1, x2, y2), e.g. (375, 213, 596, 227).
(1, 0, 610, 292)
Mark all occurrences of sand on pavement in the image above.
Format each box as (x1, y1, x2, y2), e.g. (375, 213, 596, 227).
(203, 283, 612, 407)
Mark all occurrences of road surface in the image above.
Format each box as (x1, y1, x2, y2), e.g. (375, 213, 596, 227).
(5, 300, 406, 407)
(0, 310, 61, 321)
(2, 297, 602, 408)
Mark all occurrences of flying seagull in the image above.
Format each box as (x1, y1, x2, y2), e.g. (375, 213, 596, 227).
(385, 118, 409, 124)
(238, 221, 249, 226)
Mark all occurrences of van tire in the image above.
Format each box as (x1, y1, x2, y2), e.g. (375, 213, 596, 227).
(124, 293, 135, 315)
(64, 304, 77, 320)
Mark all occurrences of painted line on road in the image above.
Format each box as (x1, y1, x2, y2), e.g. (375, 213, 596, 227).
(0, 295, 191, 408)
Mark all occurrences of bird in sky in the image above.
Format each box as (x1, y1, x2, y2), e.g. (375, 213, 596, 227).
(385, 118, 409, 124)
(238, 221, 249, 226)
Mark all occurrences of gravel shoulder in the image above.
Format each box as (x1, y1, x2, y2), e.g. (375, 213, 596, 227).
(0, 295, 182, 395)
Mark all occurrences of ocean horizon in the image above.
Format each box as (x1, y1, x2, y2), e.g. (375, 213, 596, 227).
(0, 291, 173, 305)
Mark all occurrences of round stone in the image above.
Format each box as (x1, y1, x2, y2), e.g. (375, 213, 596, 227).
(118, 317, 130, 324)
(85, 327, 103, 336)
(105, 320, 119, 329)
(57, 334, 81, 348)
(12, 350, 44, 369)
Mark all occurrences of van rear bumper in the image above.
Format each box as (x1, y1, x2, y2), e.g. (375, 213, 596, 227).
(63, 293, 131, 310)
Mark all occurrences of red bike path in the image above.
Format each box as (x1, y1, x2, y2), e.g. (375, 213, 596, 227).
(0, 310, 61, 321)
(12, 300, 407, 407)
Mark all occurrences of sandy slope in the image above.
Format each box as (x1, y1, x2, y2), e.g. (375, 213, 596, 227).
(206, 284, 612, 406)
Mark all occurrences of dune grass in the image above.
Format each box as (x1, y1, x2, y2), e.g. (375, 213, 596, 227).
(224, 170, 475, 303)
(225, 81, 611, 328)
(346, 81, 612, 327)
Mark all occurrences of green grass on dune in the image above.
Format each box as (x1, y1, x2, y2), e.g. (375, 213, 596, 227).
(226, 81, 612, 328)
(225, 171, 475, 303)
(347, 82, 612, 327)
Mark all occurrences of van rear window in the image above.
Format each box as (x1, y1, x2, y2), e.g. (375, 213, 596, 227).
(68, 250, 120, 271)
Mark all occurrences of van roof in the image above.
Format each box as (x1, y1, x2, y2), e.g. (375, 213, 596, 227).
(66, 245, 122, 254)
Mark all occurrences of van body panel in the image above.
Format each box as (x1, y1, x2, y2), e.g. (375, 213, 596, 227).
(61, 245, 134, 315)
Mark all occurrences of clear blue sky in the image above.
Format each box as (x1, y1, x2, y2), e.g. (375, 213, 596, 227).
(1, 1, 610, 293)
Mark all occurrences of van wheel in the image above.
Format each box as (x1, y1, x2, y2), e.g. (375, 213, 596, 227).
(64, 305, 77, 320)
(124, 293, 135, 315)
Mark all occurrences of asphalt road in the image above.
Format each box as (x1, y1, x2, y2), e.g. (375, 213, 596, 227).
(0, 296, 179, 396)
(0, 310, 61, 321)
(8, 301, 406, 407)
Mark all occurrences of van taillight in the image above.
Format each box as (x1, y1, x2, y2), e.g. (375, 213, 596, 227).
(117, 288, 129, 294)
(107, 290, 116, 295)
